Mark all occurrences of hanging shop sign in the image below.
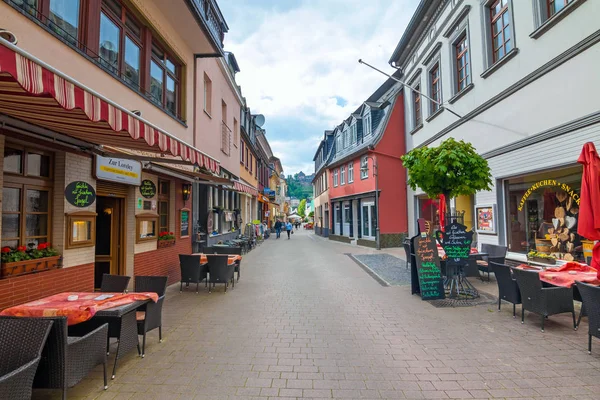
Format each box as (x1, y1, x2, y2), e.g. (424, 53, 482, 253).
(517, 179, 580, 211)
(139, 180, 156, 199)
(65, 181, 96, 208)
(475, 204, 497, 234)
(95, 155, 142, 186)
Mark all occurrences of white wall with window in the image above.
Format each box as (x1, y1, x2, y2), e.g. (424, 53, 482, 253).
(360, 156, 369, 179)
(348, 162, 354, 183)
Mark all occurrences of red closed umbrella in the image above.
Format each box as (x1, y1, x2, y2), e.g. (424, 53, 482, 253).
(577, 142, 600, 276)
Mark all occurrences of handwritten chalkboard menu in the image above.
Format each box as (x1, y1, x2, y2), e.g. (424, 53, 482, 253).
(139, 180, 156, 199)
(64, 181, 96, 208)
(438, 222, 473, 267)
(180, 209, 190, 237)
(414, 234, 445, 300)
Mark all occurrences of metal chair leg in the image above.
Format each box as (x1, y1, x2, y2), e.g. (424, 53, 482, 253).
(103, 361, 108, 389)
(159, 326, 162, 342)
(541, 315, 545, 332)
(141, 333, 146, 358)
(513, 303, 516, 318)
(572, 311, 577, 330)
(589, 334, 593, 354)
(498, 298, 501, 311)
(521, 308, 525, 324)
(577, 304, 585, 328)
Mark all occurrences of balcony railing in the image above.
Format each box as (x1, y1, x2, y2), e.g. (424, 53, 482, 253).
(189, 0, 228, 51)
(221, 122, 231, 156)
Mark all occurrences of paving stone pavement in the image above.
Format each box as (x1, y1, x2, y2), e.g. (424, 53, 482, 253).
(33, 230, 600, 399)
(351, 254, 410, 286)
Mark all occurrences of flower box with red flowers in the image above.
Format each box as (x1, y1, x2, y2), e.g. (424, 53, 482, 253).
(157, 232, 176, 248)
(1, 243, 61, 279)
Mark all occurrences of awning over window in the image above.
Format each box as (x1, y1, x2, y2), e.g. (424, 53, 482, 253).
(233, 181, 258, 197)
(0, 40, 220, 174)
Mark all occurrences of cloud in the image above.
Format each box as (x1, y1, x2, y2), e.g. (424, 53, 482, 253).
(218, 0, 419, 175)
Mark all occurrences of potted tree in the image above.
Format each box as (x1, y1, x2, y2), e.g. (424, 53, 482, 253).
(1, 243, 61, 278)
(158, 232, 176, 248)
(401, 138, 493, 220)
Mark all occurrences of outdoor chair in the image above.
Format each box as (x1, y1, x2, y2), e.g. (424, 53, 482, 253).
(100, 274, 131, 293)
(214, 246, 243, 282)
(402, 240, 411, 270)
(0, 318, 53, 400)
(135, 276, 168, 358)
(2, 316, 109, 400)
(207, 255, 235, 293)
(490, 262, 521, 317)
(511, 267, 576, 332)
(179, 254, 207, 293)
(575, 281, 600, 354)
(477, 244, 507, 281)
(464, 255, 480, 278)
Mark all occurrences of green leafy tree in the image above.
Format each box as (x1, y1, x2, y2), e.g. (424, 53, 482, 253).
(298, 199, 307, 218)
(401, 138, 492, 212)
(308, 211, 314, 218)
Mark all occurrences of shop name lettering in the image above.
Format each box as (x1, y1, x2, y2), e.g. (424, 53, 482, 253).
(517, 180, 580, 211)
(72, 182, 93, 206)
(107, 159, 135, 171)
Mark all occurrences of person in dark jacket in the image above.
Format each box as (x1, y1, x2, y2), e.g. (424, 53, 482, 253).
(274, 219, 282, 239)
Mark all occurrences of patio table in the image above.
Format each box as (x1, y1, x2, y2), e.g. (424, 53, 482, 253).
(516, 263, 600, 288)
(192, 253, 242, 265)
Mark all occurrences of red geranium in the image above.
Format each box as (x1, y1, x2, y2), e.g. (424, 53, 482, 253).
(37, 243, 48, 250)
(1, 247, 11, 254)
(16, 246, 27, 252)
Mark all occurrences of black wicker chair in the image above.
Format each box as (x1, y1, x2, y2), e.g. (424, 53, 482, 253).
(512, 267, 576, 332)
(0, 316, 108, 400)
(490, 262, 521, 317)
(0, 318, 53, 400)
(477, 244, 507, 281)
(179, 255, 207, 293)
(464, 255, 480, 278)
(575, 281, 600, 354)
(135, 276, 168, 358)
(215, 247, 243, 282)
(403, 240, 411, 270)
(207, 255, 235, 293)
(100, 274, 131, 293)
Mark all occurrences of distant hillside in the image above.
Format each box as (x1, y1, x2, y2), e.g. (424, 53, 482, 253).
(286, 172, 314, 200)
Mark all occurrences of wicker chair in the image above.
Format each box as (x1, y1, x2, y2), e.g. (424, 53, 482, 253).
(100, 274, 131, 293)
(179, 255, 207, 293)
(134, 276, 168, 358)
(207, 255, 235, 293)
(0, 318, 53, 400)
(215, 247, 243, 282)
(575, 281, 600, 354)
(490, 262, 521, 317)
(0, 316, 108, 400)
(477, 244, 507, 281)
(512, 267, 576, 332)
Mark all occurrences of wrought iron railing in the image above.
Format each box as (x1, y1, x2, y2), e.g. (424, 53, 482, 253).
(190, 0, 226, 49)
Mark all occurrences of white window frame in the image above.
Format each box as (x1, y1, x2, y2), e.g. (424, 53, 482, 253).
(340, 166, 345, 185)
(360, 156, 369, 180)
(427, 60, 442, 118)
(343, 129, 349, 148)
(361, 201, 376, 239)
(333, 169, 338, 187)
(336, 134, 342, 153)
(348, 162, 354, 183)
(531, 0, 584, 39)
(448, 21, 473, 99)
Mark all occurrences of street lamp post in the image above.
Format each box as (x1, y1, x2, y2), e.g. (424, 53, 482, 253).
(361, 155, 380, 250)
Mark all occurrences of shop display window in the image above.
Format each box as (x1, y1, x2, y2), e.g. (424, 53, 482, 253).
(66, 211, 96, 249)
(505, 166, 586, 261)
(418, 197, 441, 233)
(136, 213, 158, 243)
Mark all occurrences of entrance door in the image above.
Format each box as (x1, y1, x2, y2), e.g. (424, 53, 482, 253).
(362, 202, 376, 238)
(94, 196, 124, 289)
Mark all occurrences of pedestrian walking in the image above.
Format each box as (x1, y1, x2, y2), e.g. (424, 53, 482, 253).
(286, 221, 293, 239)
(274, 219, 282, 239)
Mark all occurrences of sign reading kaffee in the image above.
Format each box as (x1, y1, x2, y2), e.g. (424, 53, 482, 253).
(95, 155, 142, 186)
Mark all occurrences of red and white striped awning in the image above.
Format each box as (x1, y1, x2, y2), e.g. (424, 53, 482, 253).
(233, 181, 258, 197)
(0, 41, 219, 174)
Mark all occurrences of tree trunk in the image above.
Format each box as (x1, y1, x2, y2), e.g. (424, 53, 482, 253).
(443, 191, 451, 218)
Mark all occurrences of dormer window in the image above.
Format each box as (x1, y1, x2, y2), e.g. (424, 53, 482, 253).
(363, 110, 372, 136)
(351, 123, 357, 144)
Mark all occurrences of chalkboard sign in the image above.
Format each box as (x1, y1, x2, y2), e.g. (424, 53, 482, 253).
(414, 234, 445, 300)
(139, 180, 156, 198)
(438, 221, 473, 267)
(64, 181, 96, 208)
(180, 209, 190, 237)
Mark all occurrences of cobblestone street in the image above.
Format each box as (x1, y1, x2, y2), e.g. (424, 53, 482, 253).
(42, 230, 600, 400)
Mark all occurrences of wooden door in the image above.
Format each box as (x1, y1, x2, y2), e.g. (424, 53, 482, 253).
(94, 196, 123, 289)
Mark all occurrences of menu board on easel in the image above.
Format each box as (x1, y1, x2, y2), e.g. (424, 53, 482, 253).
(414, 234, 445, 300)
(180, 209, 190, 237)
(438, 221, 473, 267)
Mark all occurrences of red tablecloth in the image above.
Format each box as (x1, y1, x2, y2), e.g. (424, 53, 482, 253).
(0, 292, 158, 325)
(516, 262, 600, 288)
(193, 254, 242, 265)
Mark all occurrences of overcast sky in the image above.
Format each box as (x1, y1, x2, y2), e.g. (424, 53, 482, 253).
(218, 0, 419, 176)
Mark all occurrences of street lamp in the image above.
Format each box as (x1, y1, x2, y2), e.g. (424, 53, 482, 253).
(360, 155, 380, 250)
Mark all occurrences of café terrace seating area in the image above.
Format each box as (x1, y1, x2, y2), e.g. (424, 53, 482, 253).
(0, 235, 254, 400)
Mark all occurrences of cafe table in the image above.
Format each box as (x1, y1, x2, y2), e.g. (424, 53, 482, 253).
(192, 253, 242, 265)
(0, 291, 158, 379)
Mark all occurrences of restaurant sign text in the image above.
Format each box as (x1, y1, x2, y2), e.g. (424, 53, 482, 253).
(517, 179, 580, 211)
(95, 155, 142, 186)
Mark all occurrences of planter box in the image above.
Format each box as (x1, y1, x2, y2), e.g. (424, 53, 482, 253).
(529, 256, 556, 265)
(1, 256, 61, 279)
(158, 239, 176, 249)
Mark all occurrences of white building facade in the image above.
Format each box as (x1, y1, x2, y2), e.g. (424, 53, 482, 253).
(391, 0, 599, 263)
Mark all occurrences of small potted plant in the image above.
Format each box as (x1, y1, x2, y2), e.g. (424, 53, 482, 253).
(1, 243, 61, 278)
(157, 231, 176, 248)
(527, 251, 557, 265)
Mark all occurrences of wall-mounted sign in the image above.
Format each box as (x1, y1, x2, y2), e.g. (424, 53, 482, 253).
(475, 204, 497, 234)
(64, 181, 96, 208)
(181, 209, 190, 237)
(139, 180, 156, 199)
(137, 198, 143, 209)
(517, 179, 580, 211)
(95, 155, 142, 186)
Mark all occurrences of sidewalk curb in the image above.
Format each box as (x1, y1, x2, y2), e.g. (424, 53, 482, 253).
(346, 253, 390, 287)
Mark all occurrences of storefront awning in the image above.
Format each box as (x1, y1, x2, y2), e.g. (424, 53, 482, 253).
(233, 181, 258, 197)
(0, 40, 220, 174)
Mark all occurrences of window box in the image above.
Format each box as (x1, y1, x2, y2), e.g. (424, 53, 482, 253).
(136, 213, 158, 243)
(66, 211, 97, 249)
(1, 256, 61, 279)
(157, 239, 176, 249)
